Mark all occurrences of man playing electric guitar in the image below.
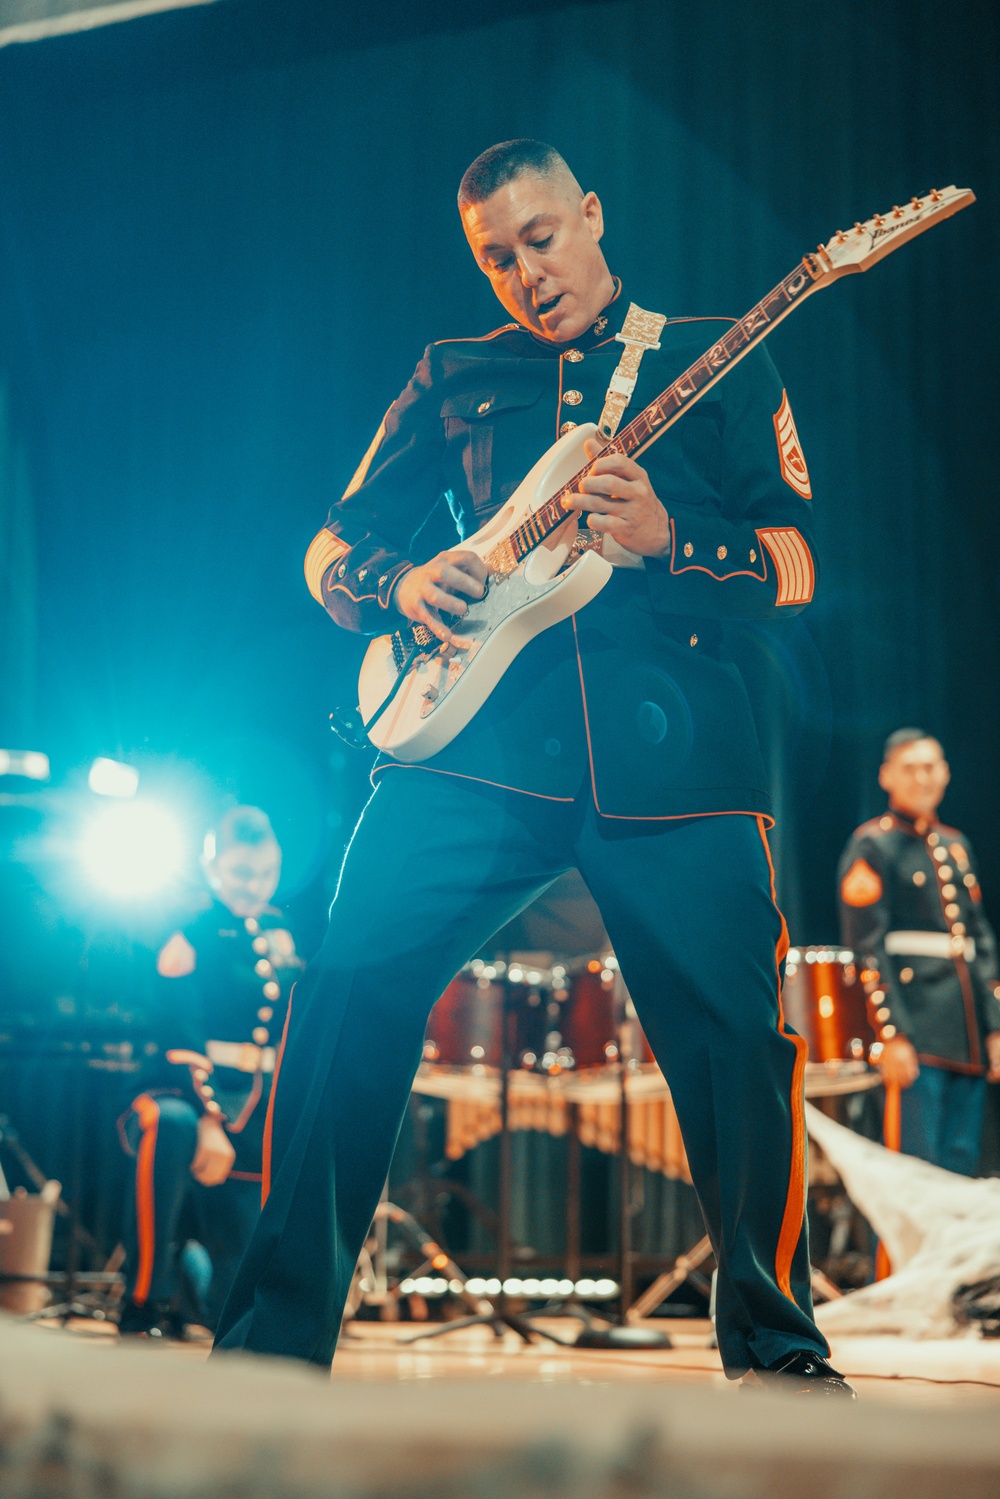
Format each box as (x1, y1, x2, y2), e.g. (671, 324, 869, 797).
(214, 139, 850, 1395)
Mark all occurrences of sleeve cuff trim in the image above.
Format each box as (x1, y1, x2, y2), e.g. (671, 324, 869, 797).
(668, 518, 768, 581)
(304, 529, 351, 604)
(164, 1049, 214, 1073)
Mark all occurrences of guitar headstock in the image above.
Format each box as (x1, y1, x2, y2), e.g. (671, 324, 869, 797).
(808, 186, 975, 280)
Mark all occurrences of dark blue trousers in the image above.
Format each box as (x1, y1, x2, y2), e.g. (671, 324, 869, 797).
(121, 1095, 262, 1328)
(213, 771, 828, 1376)
(899, 1065, 987, 1176)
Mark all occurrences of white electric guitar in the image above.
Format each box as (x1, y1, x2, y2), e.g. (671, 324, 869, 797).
(358, 187, 973, 762)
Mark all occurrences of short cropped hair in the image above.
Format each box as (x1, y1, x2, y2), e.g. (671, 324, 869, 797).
(458, 139, 569, 208)
(205, 805, 278, 861)
(882, 727, 942, 762)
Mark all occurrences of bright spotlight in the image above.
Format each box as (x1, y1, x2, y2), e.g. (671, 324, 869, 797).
(0, 749, 50, 781)
(78, 800, 187, 899)
(88, 757, 140, 798)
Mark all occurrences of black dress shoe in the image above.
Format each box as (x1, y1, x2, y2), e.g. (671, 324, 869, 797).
(742, 1351, 857, 1397)
(117, 1297, 185, 1341)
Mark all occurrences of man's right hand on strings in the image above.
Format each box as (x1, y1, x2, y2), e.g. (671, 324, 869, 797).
(392, 550, 489, 646)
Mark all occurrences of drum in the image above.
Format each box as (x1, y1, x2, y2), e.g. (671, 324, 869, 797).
(559, 956, 655, 1069)
(781, 947, 876, 1064)
(422, 960, 554, 1070)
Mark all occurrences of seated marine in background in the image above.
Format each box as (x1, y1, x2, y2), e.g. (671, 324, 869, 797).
(117, 806, 301, 1337)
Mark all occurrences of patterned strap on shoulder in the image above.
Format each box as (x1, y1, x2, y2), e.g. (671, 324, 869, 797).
(597, 303, 667, 440)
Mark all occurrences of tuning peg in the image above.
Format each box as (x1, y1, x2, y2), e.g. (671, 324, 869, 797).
(911, 196, 924, 209)
(836, 229, 847, 244)
(930, 187, 941, 202)
(892, 205, 903, 218)
(873, 213, 885, 227)
(853, 221, 865, 235)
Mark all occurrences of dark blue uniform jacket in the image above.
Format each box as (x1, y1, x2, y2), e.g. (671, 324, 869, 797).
(131, 902, 298, 1172)
(838, 811, 1000, 1071)
(306, 286, 818, 819)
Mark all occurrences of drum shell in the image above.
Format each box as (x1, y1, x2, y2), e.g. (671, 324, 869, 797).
(423, 970, 551, 1068)
(561, 965, 655, 1068)
(424, 973, 503, 1067)
(781, 952, 874, 1064)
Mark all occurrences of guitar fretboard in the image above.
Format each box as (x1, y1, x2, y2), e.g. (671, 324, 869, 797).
(487, 255, 822, 573)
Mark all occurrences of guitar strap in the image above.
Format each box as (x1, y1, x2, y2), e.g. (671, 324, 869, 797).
(584, 302, 667, 570)
(597, 303, 668, 440)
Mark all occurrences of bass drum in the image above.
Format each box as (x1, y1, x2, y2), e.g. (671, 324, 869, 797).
(558, 956, 655, 1069)
(781, 947, 876, 1064)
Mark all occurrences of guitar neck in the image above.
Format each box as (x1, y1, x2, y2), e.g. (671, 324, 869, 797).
(500, 254, 826, 565)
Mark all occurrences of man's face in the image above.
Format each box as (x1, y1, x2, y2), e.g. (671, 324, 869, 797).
(206, 840, 282, 918)
(461, 173, 613, 343)
(878, 739, 951, 820)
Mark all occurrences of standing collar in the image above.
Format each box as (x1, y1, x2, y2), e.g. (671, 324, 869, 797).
(523, 276, 626, 353)
(887, 806, 939, 837)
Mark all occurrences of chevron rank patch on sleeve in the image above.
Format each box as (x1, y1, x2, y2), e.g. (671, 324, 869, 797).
(773, 389, 812, 499)
(840, 858, 884, 908)
(756, 527, 815, 606)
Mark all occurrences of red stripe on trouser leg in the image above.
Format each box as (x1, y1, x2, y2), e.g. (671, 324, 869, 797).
(131, 1094, 161, 1306)
(261, 985, 294, 1208)
(875, 1079, 902, 1279)
(755, 817, 809, 1302)
(882, 1079, 901, 1152)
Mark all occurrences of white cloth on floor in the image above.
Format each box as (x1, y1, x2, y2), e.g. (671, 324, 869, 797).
(805, 1102, 1000, 1338)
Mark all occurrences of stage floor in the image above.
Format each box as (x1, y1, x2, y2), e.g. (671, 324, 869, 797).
(51, 1313, 1000, 1405)
(6, 1312, 1000, 1497)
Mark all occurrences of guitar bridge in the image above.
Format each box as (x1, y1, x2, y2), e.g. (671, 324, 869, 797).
(390, 624, 436, 674)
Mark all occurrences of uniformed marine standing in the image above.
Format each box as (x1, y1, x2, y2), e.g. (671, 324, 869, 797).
(838, 729, 1000, 1174)
(117, 807, 299, 1336)
(214, 139, 851, 1394)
